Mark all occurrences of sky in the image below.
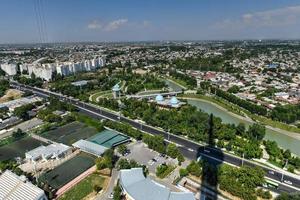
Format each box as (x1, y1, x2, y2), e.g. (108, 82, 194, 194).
(1, 0, 300, 43)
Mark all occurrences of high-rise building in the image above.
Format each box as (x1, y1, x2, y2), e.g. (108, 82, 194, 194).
(0, 63, 17, 76)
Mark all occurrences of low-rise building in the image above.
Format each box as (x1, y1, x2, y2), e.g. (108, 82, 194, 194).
(0, 170, 47, 200)
(25, 143, 71, 162)
(119, 168, 194, 200)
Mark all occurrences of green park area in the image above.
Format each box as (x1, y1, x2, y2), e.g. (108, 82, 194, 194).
(59, 173, 106, 200)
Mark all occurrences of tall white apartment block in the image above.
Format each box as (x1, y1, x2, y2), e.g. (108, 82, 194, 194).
(0, 63, 17, 76)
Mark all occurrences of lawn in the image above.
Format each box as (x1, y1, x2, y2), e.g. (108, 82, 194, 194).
(59, 173, 106, 200)
(90, 90, 111, 102)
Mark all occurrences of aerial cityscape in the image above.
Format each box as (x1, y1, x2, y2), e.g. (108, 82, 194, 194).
(1, 1, 300, 200)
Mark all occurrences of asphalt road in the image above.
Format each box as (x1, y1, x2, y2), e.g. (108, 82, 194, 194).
(11, 82, 300, 193)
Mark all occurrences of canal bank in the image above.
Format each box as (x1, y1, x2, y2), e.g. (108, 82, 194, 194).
(164, 79, 300, 156)
(185, 97, 300, 156)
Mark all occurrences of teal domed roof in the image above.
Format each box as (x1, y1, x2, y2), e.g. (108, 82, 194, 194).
(170, 96, 179, 105)
(155, 94, 164, 102)
(112, 84, 121, 92)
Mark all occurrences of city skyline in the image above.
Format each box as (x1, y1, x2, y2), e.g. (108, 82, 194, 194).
(1, 0, 300, 44)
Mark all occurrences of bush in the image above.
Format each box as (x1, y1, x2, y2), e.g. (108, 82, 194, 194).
(179, 168, 189, 177)
(156, 164, 175, 179)
(257, 188, 272, 199)
(186, 161, 202, 177)
(93, 184, 102, 192)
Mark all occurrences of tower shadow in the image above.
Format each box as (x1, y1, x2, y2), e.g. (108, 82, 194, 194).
(197, 114, 224, 200)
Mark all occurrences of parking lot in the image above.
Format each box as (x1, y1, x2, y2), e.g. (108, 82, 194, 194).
(124, 141, 178, 174)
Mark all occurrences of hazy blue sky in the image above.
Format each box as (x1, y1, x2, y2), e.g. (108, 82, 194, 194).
(1, 0, 300, 43)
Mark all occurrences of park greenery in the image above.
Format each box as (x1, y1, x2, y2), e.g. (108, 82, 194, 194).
(218, 164, 266, 200)
(276, 193, 300, 200)
(117, 158, 148, 176)
(50, 70, 166, 101)
(0, 79, 9, 97)
(95, 149, 115, 170)
(166, 143, 185, 164)
(156, 164, 175, 179)
(264, 140, 300, 172)
(207, 85, 268, 116)
(14, 73, 43, 87)
(270, 104, 300, 124)
(120, 98, 265, 159)
(169, 70, 197, 88)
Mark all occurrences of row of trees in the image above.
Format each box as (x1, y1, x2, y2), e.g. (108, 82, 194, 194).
(270, 104, 300, 124)
(218, 164, 266, 200)
(14, 73, 43, 87)
(0, 79, 9, 97)
(169, 70, 197, 88)
(120, 98, 265, 159)
(264, 140, 300, 172)
(209, 86, 268, 116)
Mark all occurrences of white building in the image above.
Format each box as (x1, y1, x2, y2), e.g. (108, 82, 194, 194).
(21, 57, 105, 80)
(0, 170, 47, 200)
(0, 63, 18, 76)
(25, 143, 71, 162)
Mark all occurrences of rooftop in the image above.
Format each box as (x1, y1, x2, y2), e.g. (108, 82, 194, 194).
(25, 143, 71, 161)
(120, 168, 194, 200)
(0, 170, 46, 200)
(72, 139, 108, 157)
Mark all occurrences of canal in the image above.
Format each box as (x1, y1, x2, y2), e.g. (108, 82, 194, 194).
(165, 79, 300, 156)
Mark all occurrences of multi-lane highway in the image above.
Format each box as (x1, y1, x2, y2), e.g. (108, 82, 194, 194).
(10, 81, 300, 193)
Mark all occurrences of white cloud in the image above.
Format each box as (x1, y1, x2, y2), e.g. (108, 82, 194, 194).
(87, 20, 102, 29)
(87, 18, 128, 31)
(215, 5, 300, 30)
(104, 19, 128, 31)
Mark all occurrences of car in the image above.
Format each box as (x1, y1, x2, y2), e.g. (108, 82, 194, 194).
(108, 192, 114, 198)
(268, 170, 275, 175)
(152, 158, 158, 162)
(204, 149, 210, 153)
(284, 180, 292, 185)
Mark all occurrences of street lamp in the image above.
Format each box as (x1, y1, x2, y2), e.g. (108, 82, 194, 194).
(242, 153, 245, 166)
(281, 159, 288, 182)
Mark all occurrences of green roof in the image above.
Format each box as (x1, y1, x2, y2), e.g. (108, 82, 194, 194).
(87, 129, 129, 148)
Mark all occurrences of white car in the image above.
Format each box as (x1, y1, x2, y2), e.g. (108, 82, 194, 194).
(284, 180, 292, 185)
(108, 192, 114, 198)
(268, 170, 275, 175)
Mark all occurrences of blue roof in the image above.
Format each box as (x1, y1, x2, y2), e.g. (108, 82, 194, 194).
(155, 94, 164, 102)
(120, 168, 194, 200)
(170, 96, 179, 105)
(112, 83, 121, 91)
(268, 64, 278, 68)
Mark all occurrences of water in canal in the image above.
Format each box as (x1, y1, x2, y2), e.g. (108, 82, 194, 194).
(187, 99, 300, 156)
(165, 79, 300, 156)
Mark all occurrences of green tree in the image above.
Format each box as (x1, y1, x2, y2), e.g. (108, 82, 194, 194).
(247, 123, 266, 141)
(166, 143, 180, 159)
(113, 184, 122, 200)
(186, 161, 202, 177)
(117, 144, 127, 155)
